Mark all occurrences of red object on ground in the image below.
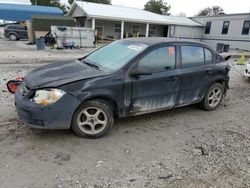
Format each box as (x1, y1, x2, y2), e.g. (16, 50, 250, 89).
(7, 80, 22, 93)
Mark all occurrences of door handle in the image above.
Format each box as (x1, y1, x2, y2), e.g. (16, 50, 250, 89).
(166, 77, 178, 81)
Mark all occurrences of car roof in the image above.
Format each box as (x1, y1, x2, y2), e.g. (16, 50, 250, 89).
(6, 24, 21, 27)
(122, 37, 209, 47)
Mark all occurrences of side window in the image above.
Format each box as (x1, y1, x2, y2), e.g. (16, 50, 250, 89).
(9, 26, 15, 29)
(181, 46, 204, 67)
(222, 21, 230, 35)
(205, 22, 211, 34)
(18, 26, 26, 30)
(242, 20, 250, 35)
(114, 23, 121, 33)
(204, 48, 213, 64)
(138, 46, 176, 73)
(132, 24, 140, 34)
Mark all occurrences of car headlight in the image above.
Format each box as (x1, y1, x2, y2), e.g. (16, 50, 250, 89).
(32, 89, 65, 105)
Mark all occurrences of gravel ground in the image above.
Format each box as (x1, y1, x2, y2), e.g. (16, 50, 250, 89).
(0, 38, 104, 64)
(0, 40, 250, 188)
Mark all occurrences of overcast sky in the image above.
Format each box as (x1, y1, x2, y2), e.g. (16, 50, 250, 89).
(0, 0, 250, 16)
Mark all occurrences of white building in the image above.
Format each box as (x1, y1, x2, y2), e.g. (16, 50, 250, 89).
(192, 13, 250, 51)
(68, 1, 203, 40)
(68, 1, 250, 51)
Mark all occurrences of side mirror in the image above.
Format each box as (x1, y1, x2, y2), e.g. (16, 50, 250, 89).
(130, 66, 152, 77)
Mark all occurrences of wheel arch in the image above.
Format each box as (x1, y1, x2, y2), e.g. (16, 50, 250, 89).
(200, 77, 228, 100)
(8, 32, 18, 36)
(213, 77, 229, 93)
(8, 32, 19, 39)
(75, 95, 120, 118)
(215, 78, 226, 85)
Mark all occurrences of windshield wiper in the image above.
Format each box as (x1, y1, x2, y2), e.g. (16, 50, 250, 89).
(82, 60, 100, 70)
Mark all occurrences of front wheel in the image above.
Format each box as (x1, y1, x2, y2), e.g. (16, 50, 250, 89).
(71, 100, 114, 138)
(200, 83, 224, 111)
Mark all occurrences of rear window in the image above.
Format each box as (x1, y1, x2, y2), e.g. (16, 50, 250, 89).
(6, 25, 15, 29)
(181, 46, 205, 67)
(205, 48, 213, 64)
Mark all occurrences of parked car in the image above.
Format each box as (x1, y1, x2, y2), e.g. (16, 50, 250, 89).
(4, 24, 28, 41)
(244, 62, 250, 79)
(15, 38, 230, 138)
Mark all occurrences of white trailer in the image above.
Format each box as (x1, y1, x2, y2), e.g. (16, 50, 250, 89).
(51, 26, 95, 48)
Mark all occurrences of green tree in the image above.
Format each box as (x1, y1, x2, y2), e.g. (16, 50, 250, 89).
(68, 0, 74, 4)
(75, 0, 111, 4)
(212, 6, 225, 15)
(196, 6, 225, 16)
(144, 0, 171, 15)
(67, 0, 112, 13)
(30, 0, 67, 14)
(30, 0, 58, 6)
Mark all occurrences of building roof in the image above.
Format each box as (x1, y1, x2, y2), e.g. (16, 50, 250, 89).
(192, 13, 250, 18)
(0, 3, 63, 21)
(69, 1, 203, 27)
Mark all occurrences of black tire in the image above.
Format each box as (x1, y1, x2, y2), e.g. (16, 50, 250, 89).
(71, 100, 114, 138)
(9, 33, 18, 41)
(200, 83, 224, 111)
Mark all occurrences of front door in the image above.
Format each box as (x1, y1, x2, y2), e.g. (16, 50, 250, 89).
(126, 45, 181, 114)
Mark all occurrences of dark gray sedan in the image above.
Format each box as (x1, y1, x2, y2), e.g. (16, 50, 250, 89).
(15, 38, 230, 138)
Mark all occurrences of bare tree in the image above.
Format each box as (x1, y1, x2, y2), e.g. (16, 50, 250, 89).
(196, 6, 225, 16)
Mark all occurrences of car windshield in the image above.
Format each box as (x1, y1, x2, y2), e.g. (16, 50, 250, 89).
(84, 41, 148, 71)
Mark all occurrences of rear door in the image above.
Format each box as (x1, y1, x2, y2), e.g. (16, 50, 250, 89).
(177, 44, 214, 106)
(126, 45, 181, 114)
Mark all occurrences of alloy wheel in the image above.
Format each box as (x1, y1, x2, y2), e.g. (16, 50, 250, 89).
(77, 107, 108, 135)
(207, 87, 223, 108)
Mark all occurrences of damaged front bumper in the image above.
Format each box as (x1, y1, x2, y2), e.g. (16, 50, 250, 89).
(15, 86, 80, 130)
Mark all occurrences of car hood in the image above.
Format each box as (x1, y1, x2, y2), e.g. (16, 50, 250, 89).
(24, 60, 107, 89)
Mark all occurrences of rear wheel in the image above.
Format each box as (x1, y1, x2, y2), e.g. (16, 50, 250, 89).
(71, 100, 114, 138)
(9, 34, 17, 41)
(200, 83, 224, 111)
